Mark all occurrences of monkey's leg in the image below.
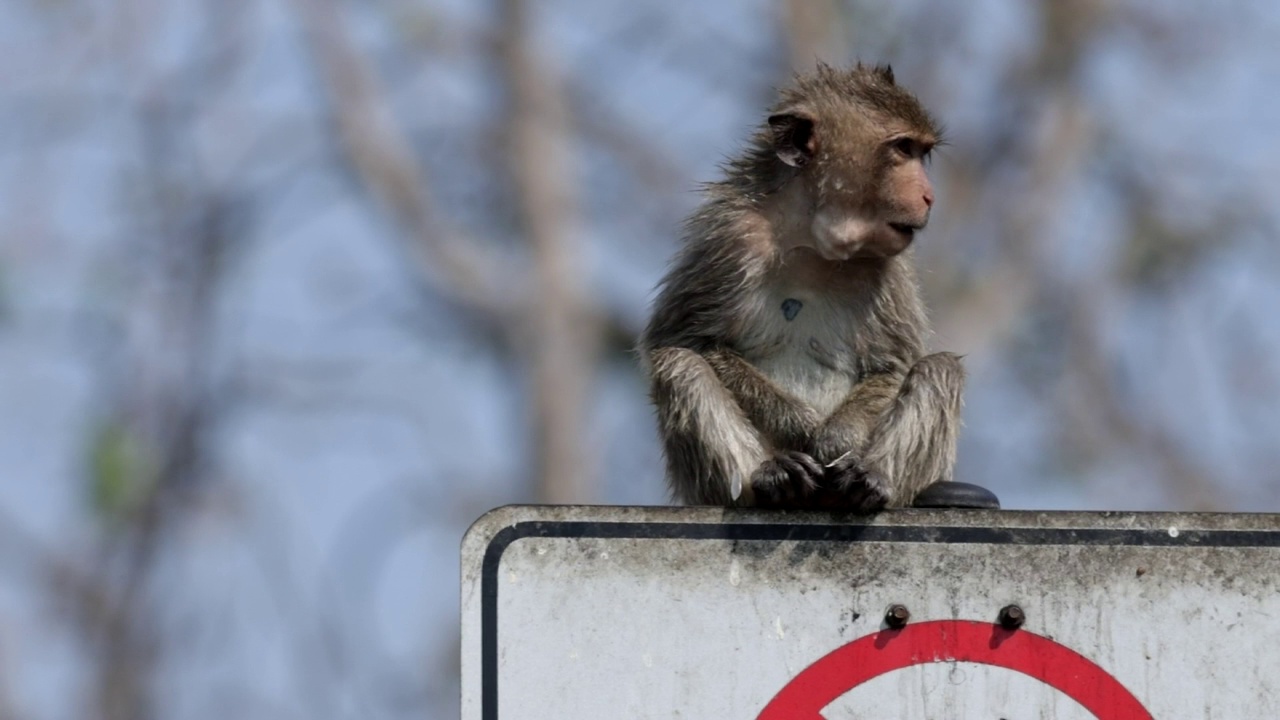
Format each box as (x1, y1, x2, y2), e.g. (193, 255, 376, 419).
(839, 352, 965, 510)
(647, 347, 822, 507)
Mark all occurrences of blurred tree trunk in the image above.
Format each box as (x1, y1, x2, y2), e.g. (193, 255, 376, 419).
(781, 0, 843, 72)
(497, 0, 597, 504)
(294, 0, 597, 503)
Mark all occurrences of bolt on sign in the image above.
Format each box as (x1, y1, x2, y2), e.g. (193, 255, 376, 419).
(461, 506, 1280, 719)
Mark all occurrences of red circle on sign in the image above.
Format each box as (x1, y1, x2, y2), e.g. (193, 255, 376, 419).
(757, 620, 1153, 720)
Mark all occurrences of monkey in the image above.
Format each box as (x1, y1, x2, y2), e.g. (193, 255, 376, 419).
(638, 63, 964, 511)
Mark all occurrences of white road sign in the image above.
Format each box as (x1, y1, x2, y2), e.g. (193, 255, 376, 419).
(461, 505, 1280, 719)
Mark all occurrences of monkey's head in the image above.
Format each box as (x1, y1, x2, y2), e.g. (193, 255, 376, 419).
(766, 63, 939, 261)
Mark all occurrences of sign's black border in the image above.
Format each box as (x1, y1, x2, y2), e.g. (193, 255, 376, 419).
(479, 520, 1280, 720)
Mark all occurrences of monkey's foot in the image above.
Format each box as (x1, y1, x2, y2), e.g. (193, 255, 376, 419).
(751, 451, 824, 508)
(911, 481, 1001, 509)
(821, 455, 892, 512)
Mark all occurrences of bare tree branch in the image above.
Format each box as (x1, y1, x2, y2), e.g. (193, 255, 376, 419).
(498, 0, 599, 503)
(289, 0, 521, 320)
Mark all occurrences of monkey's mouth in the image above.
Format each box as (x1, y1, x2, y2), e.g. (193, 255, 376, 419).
(888, 222, 919, 239)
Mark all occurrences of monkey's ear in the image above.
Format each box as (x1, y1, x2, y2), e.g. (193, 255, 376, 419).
(768, 112, 816, 168)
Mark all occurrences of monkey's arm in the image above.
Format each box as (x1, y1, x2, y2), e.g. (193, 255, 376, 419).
(703, 349, 820, 450)
(824, 353, 966, 509)
(807, 371, 905, 464)
(645, 347, 769, 505)
(645, 347, 824, 507)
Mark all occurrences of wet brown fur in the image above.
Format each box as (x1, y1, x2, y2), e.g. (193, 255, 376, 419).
(640, 64, 964, 510)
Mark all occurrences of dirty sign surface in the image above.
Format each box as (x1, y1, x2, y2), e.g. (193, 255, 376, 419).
(460, 506, 1280, 719)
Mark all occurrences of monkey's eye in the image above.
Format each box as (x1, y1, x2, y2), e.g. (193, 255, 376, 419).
(891, 137, 919, 159)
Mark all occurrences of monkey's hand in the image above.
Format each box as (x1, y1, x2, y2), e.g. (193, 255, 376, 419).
(822, 453, 892, 512)
(750, 451, 825, 508)
(807, 431, 861, 468)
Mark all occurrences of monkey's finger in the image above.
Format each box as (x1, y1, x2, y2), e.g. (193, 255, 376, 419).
(774, 455, 811, 483)
(771, 454, 799, 477)
(824, 453, 863, 482)
(852, 486, 890, 512)
(783, 451, 825, 480)
(774, 456, 821, 497)
(751, 462, 785, 489)
(751, 462, 806, 506)
(850, 473, 891, 512)
(826, 459, 869, 491)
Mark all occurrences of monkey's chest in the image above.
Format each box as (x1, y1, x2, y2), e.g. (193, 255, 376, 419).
(737, 291, 861, 419)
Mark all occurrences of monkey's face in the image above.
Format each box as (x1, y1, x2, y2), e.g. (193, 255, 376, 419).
(767, 67, 938, 262)
(809, 139, 934, 261)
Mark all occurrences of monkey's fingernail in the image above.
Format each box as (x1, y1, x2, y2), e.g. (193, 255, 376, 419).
(730, 473, 743, 501)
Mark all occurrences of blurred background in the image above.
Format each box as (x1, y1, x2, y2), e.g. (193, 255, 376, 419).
(2, 0, 1280, 717)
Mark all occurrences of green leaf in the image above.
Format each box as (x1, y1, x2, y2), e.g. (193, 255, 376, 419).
(88, 423, 154, 521)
